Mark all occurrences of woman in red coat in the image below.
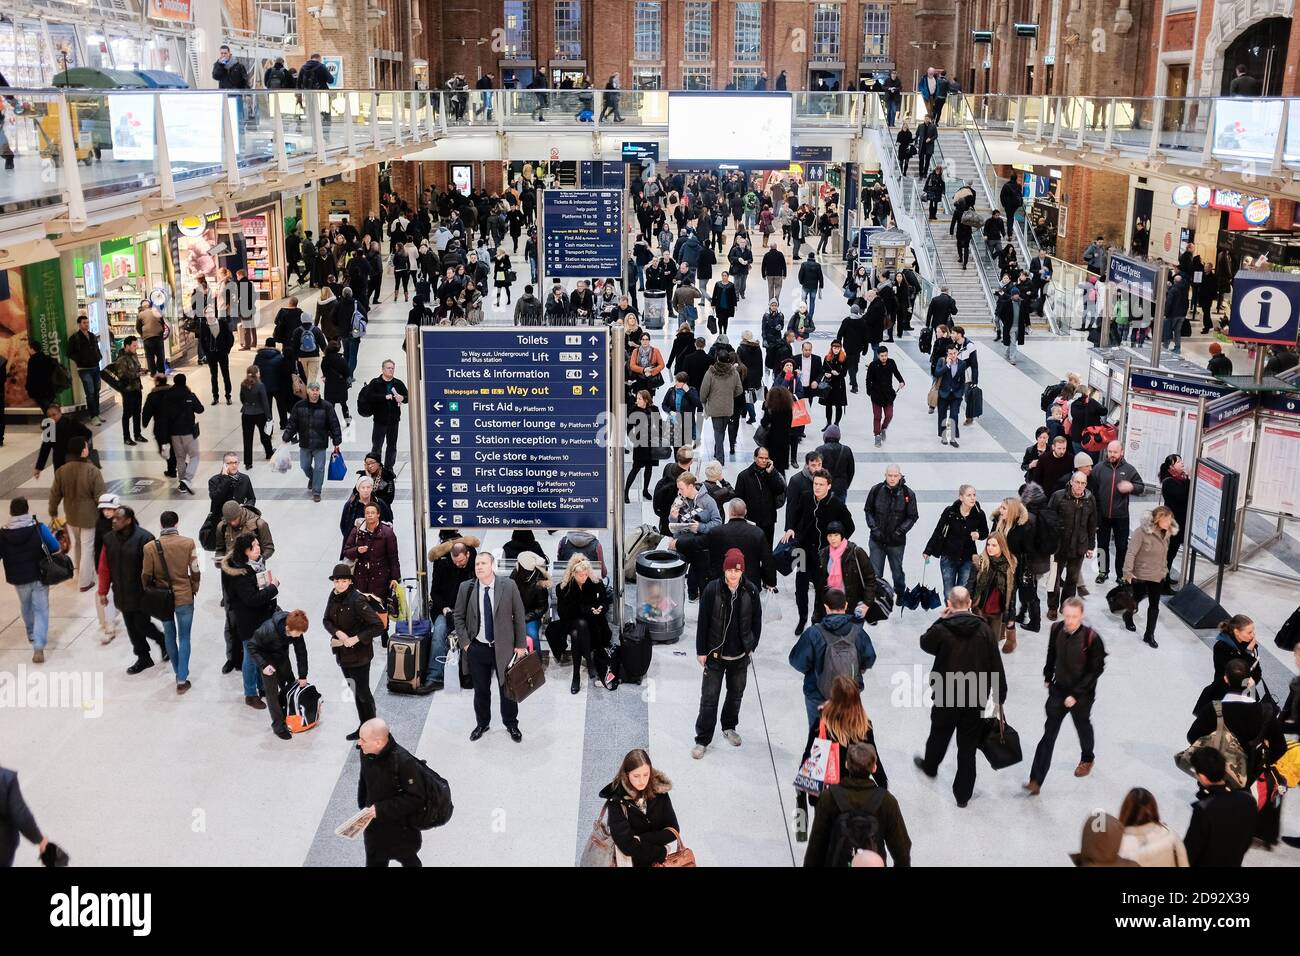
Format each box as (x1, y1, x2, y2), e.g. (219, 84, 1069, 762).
(342, 504, 402, 599)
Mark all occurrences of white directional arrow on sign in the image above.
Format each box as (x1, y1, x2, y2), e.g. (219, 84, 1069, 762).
(435, 468, 445, 476)
(437, 500, 446, 508)
(435, 451, 444, 460)
(434, 435, 444, 443)
(433, 419, 443, 427)
(589, 335, 599, 344)
(588, 370, 598, 378)
(434, 402, 443, 410)
(437, 515, 446, 524)
(436, 483, 445, 492)
(588, 353, 598, 361)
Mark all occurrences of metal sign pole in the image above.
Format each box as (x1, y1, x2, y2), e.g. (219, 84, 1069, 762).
(405, 325, 430, 609)
(611, 327, 627, 623)
(1149, 264, 1167, 370)
(537, 189, 547, 302)
(1098, 251, 1112, 348)
(1179, 394, 1207, 590)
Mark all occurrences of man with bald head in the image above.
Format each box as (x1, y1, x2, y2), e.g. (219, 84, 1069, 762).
(1090, 439, 1144, 586)
(356, 718, 427, 867)
(914, 586, 1008, 808)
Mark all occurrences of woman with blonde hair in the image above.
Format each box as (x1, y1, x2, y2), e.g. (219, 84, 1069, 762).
(1122, 504, 1177, 648)
(555, 554, 613, 694)
(993, 496, 1040, 637)
(970, 531, 1018, 652)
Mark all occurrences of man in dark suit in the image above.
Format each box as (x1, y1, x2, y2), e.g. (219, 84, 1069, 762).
(1184, 748, 1258, 867)
(925, 285, 958, 331)
(795, 340, 823, 394)
(677, 337, 713, 392)
(934, 346, 967, 447)
(454, 551, 529, 742)
(1, 764, 50, 867)
(707, 499, 775, 588)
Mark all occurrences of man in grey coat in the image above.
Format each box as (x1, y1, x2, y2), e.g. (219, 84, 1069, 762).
(454, 551, 529, 742)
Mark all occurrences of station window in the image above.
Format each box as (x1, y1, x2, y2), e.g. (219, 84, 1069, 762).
(254, 0, 300, 45)
(862, 2, 889, 59)
(732, 67, 763, 90)
(634, 1, 662, 61)
(733, 1, 762, 62)
(503, 0, 533, 59)
(684, 1, 712, 62)
(811, 3, 842, 62)
(682, 66, 712, 90)
(553, 0, 582, 59)
(631, 67, 662, 91)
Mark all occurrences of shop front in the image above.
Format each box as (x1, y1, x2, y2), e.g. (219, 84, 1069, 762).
(234, 197, 286, 305)
(1013, 163, 1064, 255)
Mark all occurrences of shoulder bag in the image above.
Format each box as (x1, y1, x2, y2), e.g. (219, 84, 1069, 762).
(578, 805, 618, 867)
(37, 527, 74, 587)
(141, 540, 177, 620)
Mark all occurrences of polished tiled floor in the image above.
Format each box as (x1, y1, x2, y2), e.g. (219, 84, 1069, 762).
(3, 226, 1297, 867)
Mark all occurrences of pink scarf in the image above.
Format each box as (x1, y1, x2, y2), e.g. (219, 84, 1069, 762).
(826, 540, 848, 592)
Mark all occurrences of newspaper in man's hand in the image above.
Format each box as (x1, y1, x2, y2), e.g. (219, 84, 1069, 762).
(335, 808, 373, 840)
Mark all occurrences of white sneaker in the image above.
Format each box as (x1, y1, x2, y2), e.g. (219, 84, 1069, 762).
(691, 744, 706, 760)
(722, 729, 742, 747)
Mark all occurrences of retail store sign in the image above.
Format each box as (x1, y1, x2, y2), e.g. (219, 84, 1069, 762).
(1243, 198, 1271, 226)
(148, 0, 191, 20)
(1171, 184, 1195, 208)
(1228, 272, 1300, 345)
(420, 328, 609, 530)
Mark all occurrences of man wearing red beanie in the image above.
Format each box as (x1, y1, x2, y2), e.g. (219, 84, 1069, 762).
(692, 548, 763, 760)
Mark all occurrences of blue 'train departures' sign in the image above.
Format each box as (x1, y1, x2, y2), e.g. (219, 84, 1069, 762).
(541, 189, 623, 279)
(421, 327, 609, 530)
(1228, 272, 1300, 345)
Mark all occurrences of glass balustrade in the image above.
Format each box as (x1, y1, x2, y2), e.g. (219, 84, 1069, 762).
(0, 91, 81, 211)
(229, 91, 277, 170)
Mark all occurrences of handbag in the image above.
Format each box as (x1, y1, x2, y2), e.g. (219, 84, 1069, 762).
(578, 805, 617, 867)
(790, 397, 813, 429)
(327, 450, 347, 481)
(37, 528, 74, 587)
(1105, 583, 1137, 615)
(793, 720, 841, 796)
(652, 828, 697, 868)
(753, 423, 770, 446)
(926, 378, 940, 410)
(141, 540, 177, 621)
(978, 705, 1023, 770)
(503, 649, 547, 703)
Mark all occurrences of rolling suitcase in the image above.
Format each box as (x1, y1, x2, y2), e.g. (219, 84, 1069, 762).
(387, 618, 432, 694)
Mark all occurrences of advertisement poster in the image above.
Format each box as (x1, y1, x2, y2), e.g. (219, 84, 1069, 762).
(321, 56, 343, 89)
(110, 93, 238, 164)
(1189, 461, 1227, 562)
(0, 261, 73, 409)
(149, 0, 192, 20)
(1211, 98, 1285, 163)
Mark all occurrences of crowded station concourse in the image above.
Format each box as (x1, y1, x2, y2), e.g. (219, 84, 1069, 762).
(0, 6, 1298, 900)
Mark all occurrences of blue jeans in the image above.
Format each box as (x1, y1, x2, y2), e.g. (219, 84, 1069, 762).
(15, 581, 49, 650)
(529, 259, 538, 284)
(300, 446, 329, 495)
(868, 540, 907, 595)
(78, 367, 101, 417)
(886, 98, 899, 126)
(427, 613, 451, 683)
(803, 285, 818, 318)
(939, 558, 973, 596)
(1162, 315, 1182, 353)
(162, 603, 194, 683)
(636, 262, 646, 290)
(345, 337, 360, 377)
(241, 638, 260, 697)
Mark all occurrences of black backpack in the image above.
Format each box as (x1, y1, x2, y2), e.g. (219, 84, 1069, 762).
(824, 786, 887, 866)
(356, 382, 376, 418)
(408, 757, 454, 830)
(1274, 606, 1300, 651)
(519, 299, 543, 325)
(1039, 381, 1065, 412)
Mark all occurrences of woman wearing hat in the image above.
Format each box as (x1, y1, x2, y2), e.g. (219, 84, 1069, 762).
(510, 552, 551, 656)
(555, 555, 613, 694)
(93, 493, 124, 644)
(324, 562, 384, 740)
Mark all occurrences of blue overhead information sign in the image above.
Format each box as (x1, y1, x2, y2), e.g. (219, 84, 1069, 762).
(421, 328, 609, 530)
(541, 189, 623, 279)
(580, 162, 627, 189)
(1228, 272, 1300, 345)
(1107, 254, 1158, 301)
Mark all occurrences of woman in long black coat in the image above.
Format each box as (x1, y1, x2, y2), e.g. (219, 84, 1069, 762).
(819, 341, 849, 427)
(322, 341, 351, 424)
(554, 555, 612, 694)
(761, 383, 795, 474)
(625, 390, 665, 503)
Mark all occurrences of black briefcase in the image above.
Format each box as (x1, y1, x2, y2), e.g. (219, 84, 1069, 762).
(503, 650, 546, 703)
(978, 708, 1023, 770)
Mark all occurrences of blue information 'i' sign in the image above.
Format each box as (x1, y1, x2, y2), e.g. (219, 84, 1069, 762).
(421, 328, 610, 530)
(1228, 272, 1300, 345)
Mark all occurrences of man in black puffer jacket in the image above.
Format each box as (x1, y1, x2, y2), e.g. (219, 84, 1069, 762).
(283, 382, 342, 502)
(100, 505, 167, 673)
(357, 718, 429, 867)
(915, 587, 1008, 808)
(863, 465, 919, 596)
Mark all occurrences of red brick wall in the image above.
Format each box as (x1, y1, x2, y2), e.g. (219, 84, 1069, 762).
(1057, 166, 1129, 264)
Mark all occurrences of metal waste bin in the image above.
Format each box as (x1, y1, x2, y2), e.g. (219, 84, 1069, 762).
(642, 290, 666, 330)
(635, 549, 687, 643)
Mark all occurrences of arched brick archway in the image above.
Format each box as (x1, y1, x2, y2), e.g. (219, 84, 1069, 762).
(1197, 0, 1295, 96)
